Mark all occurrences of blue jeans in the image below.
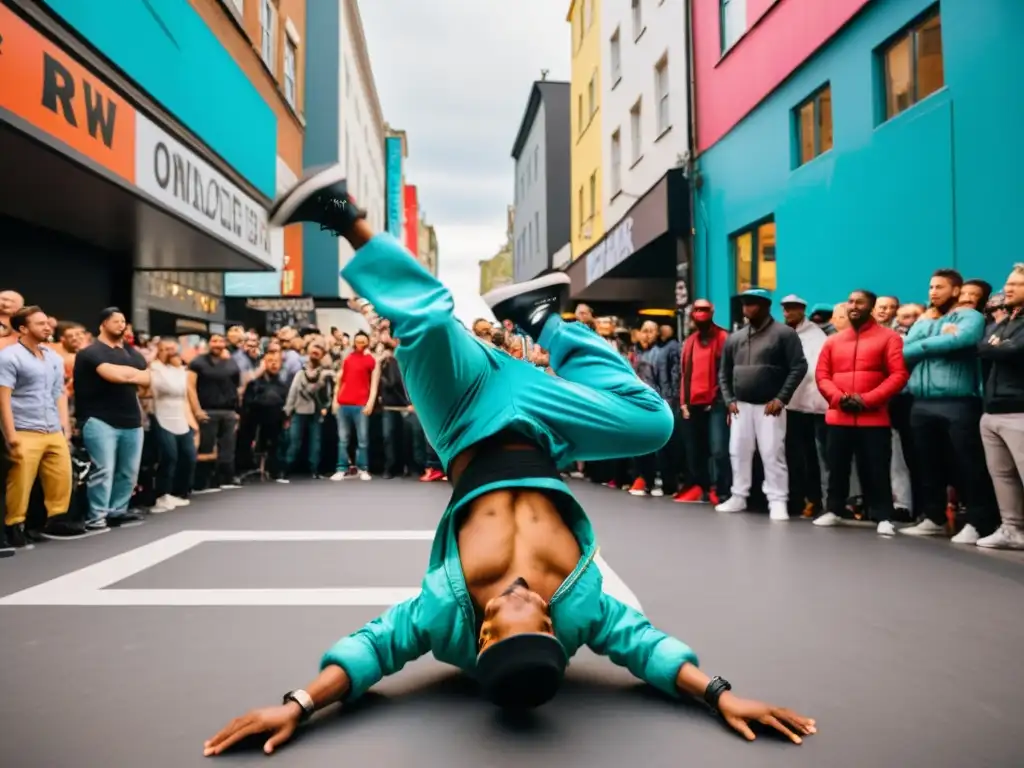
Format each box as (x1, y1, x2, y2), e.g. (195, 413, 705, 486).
(287, 413, 323, 473)
(336, 406, 369, 471)
(684, 401, 731, 495)
(82, 417, 144, 521)
(153, 419, 197, 499)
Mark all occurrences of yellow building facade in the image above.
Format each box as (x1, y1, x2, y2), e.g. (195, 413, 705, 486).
(567, 0, 603, 260)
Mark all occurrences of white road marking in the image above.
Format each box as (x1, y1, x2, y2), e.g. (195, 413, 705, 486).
(0, 530, 643, 612)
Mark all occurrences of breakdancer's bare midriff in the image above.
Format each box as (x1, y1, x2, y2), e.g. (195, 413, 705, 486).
(450, 444, 582, 609)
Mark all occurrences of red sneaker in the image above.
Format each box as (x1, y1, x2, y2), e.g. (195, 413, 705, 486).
(419, 468, 444, 482)
(628, 478, 647, 496)
(708, 490, 721, 506)
(673, 486, 704, 503)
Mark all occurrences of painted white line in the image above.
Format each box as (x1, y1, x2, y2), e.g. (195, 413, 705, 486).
(0, 530, 643, 612)
(595, 554, 643, 613)
(0, 588, 421, 607)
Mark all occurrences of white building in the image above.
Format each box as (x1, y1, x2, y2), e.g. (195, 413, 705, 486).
(337, 0, 386, 294)
(600, 0, 690, 229)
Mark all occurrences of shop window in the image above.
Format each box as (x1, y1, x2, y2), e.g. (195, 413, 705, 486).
(720, 0, 746, 53)
(732, 220, 776, 294)
(882, 9, 943, 121)
(794, 84, 833, 166)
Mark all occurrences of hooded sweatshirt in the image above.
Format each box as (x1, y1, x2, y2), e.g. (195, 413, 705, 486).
(786, 319, 828, 415)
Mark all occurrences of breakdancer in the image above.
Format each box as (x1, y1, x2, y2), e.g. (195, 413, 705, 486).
(204, 167, 816, 757)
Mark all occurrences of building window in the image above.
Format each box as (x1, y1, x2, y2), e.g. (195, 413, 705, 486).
(720, 0, 746, 53)
(588, 73, 597, 118)
(578, 186, 585, 233)
(610, 129, 622, 195)
(630, 99, 642, 164)
(577, 3, 585, 51)
(226, 0, 243, 15)
(588, 172, 597, 222)
(284, 40, 297, 108)
(882, 10, 944, 120)
(795, 84, 833, 166)
(534, 212, 541, 255)
(260, 0, 277, 71)
(584, 0, 593, 30)
(654, 56, 670, 134)
(533, 147, 539, 181)
(577, 94, 584, 136)
(610, 28, 622, 83)
(631, 0, 643, 40)
(732, 220, 777, 294)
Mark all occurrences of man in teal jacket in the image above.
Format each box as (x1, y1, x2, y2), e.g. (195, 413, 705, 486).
(203, 167, 816, 757)
(900, 269, 999, 542)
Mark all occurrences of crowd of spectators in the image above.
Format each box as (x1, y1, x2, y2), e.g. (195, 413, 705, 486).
(3, 263, 1022, 558)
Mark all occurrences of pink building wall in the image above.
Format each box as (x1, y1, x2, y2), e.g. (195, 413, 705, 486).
(693, 0, 874, 153)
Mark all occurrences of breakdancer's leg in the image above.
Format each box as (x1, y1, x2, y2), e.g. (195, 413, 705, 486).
(269, 166, 672, 467)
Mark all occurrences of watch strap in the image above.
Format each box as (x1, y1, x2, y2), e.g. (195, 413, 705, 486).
(703, 676, 732, 712)
(283, 689, 315, 722)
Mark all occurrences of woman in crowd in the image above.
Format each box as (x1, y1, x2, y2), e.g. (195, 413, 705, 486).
(149, 338, 199, 512)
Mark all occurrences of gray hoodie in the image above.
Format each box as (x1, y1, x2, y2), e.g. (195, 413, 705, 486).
(719, 317, 807, 405)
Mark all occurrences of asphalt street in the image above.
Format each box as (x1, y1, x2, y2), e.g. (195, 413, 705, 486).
(1, 478, 1022, 768)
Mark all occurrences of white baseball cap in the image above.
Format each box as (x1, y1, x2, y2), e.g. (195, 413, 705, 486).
(780, 294, 808, 306)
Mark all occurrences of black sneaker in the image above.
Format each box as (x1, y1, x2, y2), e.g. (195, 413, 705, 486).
(483, 272, 571, 342)
(41, 517, 104, 540)
(107, 510, 145, 528)
(269, 164, 366, 235)
(5, 524, 33, 550)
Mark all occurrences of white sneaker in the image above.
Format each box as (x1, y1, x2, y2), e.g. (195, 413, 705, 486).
(154, 495, 179, 509)
(168, 496, 190, 507)
(650, 488, 664, 498)
(876, 520, 896, 536)
(900, 519, 946, 537)
(813, 511, 842, 527)
(358, 470, 372, 481)
(149, 500, 175, 514)
(330, 471, 347, 481)
(950, 524, 980, 545)
(715, 495, 747, 513)
(976, 525, 1024, 550)
(768, 502, 790, 521)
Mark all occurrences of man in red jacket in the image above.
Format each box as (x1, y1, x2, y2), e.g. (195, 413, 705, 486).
(675, 300, 731, 504)
(814, 290, 910, 536)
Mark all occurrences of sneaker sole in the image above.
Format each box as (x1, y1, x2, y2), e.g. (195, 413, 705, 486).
(269, 163, 346, 227)
(481, 271, 571, 309)
(40, 528, 110, 541)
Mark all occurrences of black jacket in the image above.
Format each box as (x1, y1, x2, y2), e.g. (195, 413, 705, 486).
(978, 312, 1024, 414)
(655, 338, 681, 405)
(719, 317, 807, 405)
(244, 373, 290, 415)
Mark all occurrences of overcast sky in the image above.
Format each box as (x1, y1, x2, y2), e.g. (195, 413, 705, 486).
(360, 0, 570, 323)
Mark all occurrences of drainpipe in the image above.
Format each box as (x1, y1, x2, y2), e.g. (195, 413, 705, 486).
(683, 0, 702, 334)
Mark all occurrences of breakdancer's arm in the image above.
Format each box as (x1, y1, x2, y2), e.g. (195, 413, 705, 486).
(204, 595, 431, 757)
(588, 593, 816, 745)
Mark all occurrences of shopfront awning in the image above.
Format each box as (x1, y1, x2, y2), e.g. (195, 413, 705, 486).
(565, 168, 690, 307)
(0, 3, 274, 273)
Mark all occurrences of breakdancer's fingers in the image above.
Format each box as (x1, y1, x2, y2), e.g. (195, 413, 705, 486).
(205, 719, 261, 756)
(264, 723, 297, 755)
(776, 708, 817, 735)
(723, 714, 757, 741)
(761, 714, 802, 745)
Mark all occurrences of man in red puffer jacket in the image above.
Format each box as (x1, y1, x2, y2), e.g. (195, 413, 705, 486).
(814, 289, 909, 536)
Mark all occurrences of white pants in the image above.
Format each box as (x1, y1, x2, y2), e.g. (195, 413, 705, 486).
(730, 401, 789, 503)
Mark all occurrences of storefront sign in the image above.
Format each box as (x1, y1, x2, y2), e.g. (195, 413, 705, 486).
(0, 4, 136, 181)
(134, 114, 271, 265)
(585, 217, 635, 286)
(385, 136, 403, 238)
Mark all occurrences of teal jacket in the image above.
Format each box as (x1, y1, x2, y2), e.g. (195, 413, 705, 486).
(903, 308, 985, 399)
(321, 477, 699, 702)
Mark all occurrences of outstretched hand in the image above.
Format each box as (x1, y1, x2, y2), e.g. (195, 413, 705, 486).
(204, 703, 301, 757)
(718, 693, 816, 745)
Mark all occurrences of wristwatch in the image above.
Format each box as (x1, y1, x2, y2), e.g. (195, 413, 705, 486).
(282, 689, 315, 722)
(703, 676, 732, 713)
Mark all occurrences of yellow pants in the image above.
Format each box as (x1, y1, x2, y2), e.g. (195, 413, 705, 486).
(5, 431, 72, 526)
